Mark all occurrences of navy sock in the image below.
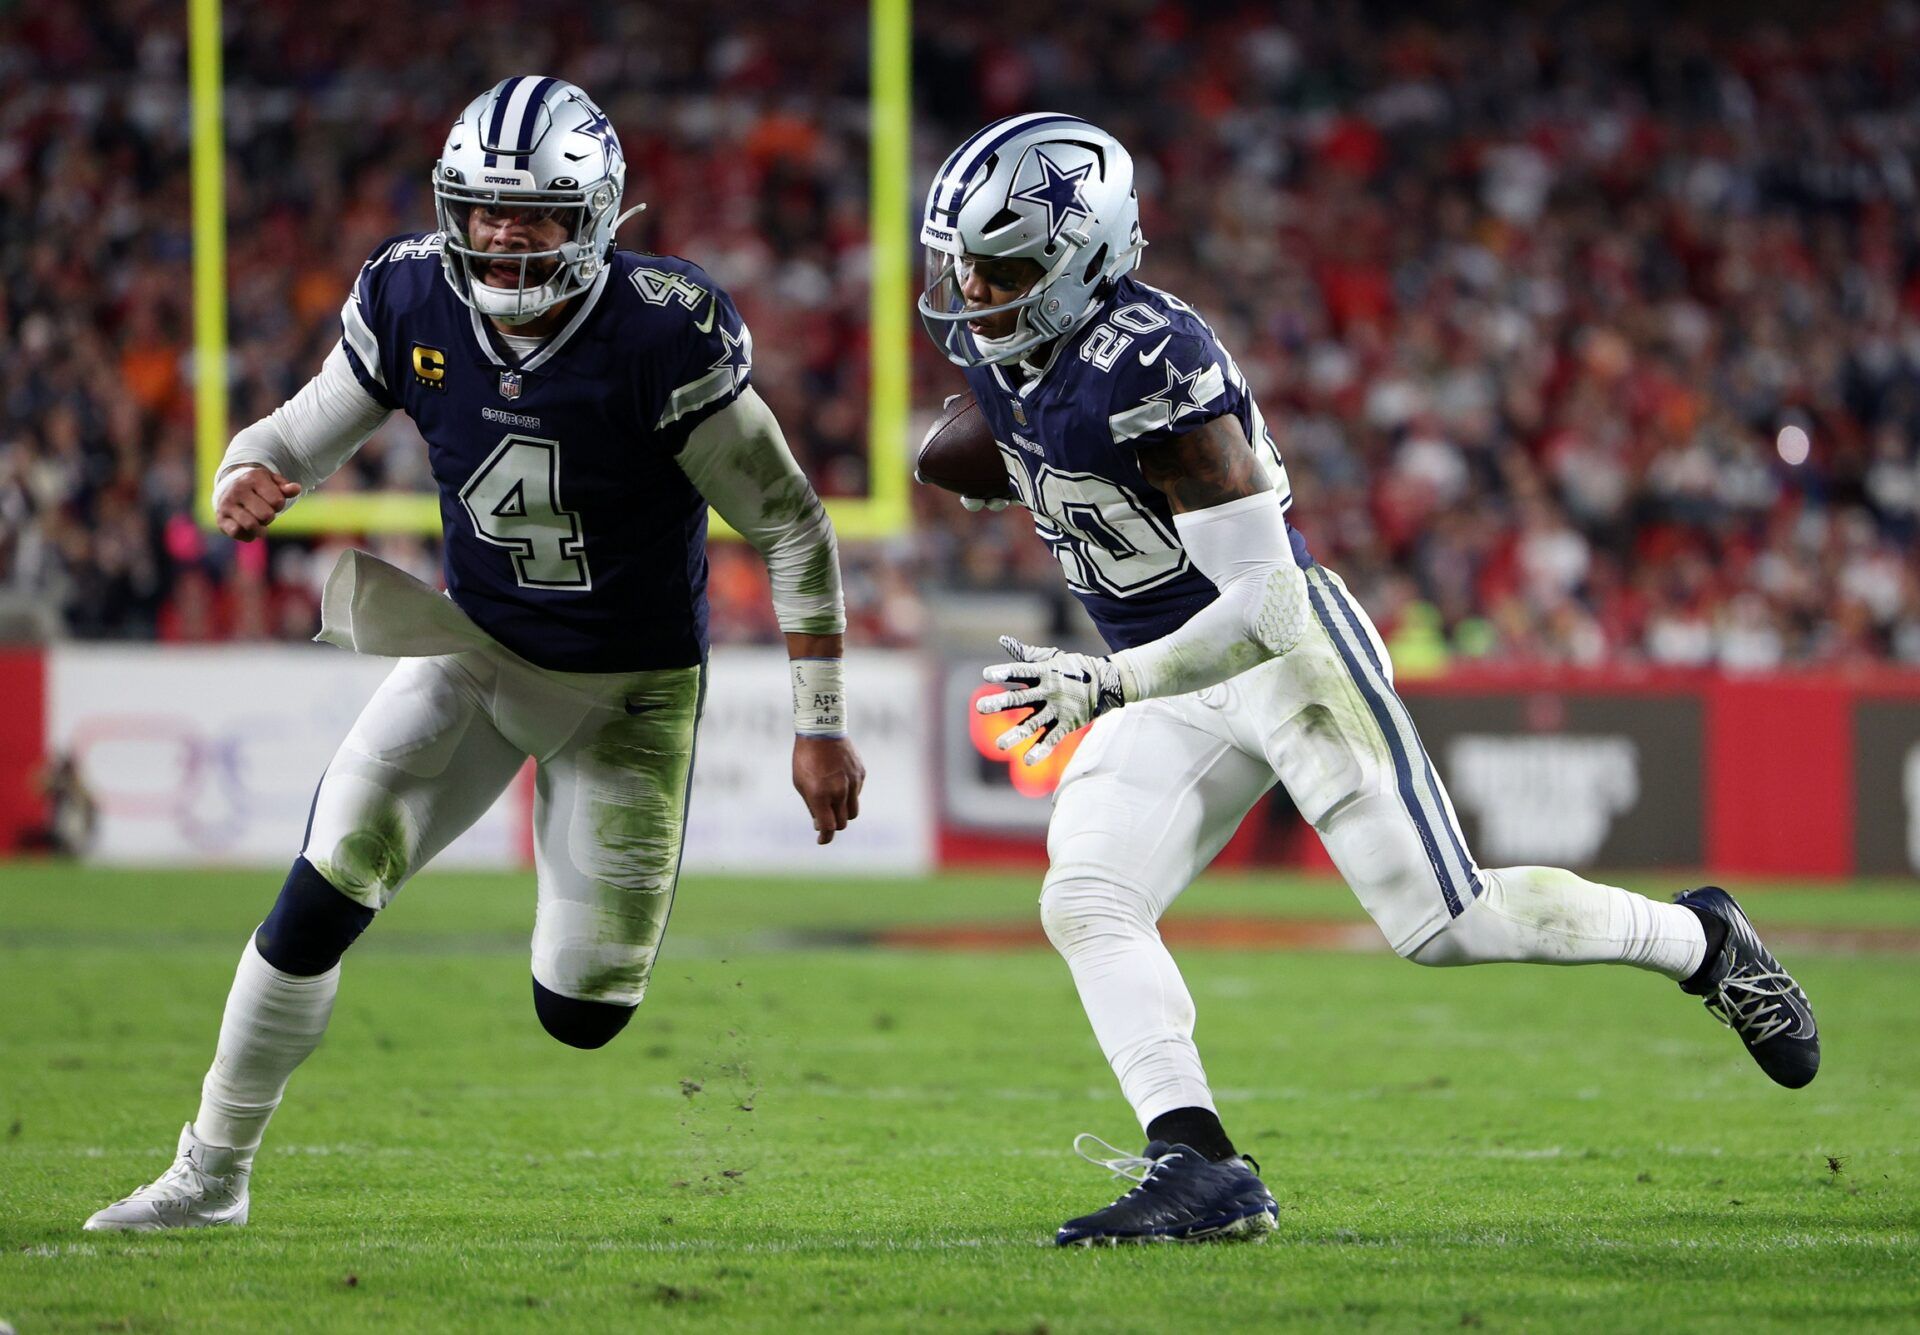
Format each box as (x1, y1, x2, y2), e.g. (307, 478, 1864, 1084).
(1680, 905, 1730, 993)
(1146, 1106, 1238, 1163)
(253, 857, 375, 976)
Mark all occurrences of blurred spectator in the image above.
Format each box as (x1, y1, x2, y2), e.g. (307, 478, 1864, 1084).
(19, 753, 98, 857)
(6, 0, 1920, 666)
(1, 0, 873, 645)
(913, 0, 1920, 667)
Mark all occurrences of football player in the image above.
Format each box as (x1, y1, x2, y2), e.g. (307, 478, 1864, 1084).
(86, 77, 865, 1231)
(919, 114, 1819, 1246)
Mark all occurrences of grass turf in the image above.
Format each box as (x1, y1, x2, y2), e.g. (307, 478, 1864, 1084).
(1, 864, 1916, 1331)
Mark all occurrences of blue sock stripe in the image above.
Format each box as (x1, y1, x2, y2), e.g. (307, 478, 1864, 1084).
(1306, 571, 1466, 918)
(1322, 575, 1483, 903)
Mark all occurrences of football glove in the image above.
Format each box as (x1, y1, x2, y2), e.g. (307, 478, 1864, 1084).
(959, 494, 1011, 512)
(977, 636, 1132, 763)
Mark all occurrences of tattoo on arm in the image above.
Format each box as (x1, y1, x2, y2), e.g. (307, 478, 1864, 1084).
(1134, 414, 1266, 514)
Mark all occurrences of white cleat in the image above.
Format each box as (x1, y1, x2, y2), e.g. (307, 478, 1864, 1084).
(84, 1123, 253, 1232)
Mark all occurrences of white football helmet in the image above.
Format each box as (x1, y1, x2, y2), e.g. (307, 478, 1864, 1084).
(432, 76, 645, 325)
(919, 113, 1146, 366)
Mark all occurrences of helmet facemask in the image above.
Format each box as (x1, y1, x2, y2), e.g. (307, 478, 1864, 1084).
(919, 242, 1092, 367)
(434, 181, 613, 326)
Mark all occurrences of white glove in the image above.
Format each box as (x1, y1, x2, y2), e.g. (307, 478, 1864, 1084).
(976, 635, 1133, 764)
(960, 494, 1010, 512)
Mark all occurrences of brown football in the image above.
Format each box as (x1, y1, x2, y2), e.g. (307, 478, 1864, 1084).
(915, 391, 1013, 501)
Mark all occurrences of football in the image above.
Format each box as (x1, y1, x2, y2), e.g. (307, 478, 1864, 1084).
(915, 391, 1013, 501)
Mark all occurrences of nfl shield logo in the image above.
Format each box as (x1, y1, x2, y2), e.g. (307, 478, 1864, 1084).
(498, 370, 522, 400)
(1011, 399, 1027, 426)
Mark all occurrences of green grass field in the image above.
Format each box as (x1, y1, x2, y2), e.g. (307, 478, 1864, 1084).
(3, 863, 1917, 1332)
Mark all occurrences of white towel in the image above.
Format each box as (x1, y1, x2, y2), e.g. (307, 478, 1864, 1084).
(313, 549, 492, 658)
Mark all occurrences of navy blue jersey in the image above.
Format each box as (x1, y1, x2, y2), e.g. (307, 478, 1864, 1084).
(338, 231, 752, 672)
(958, 276, 1308, 652)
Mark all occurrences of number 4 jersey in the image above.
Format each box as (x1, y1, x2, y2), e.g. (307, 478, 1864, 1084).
(337, 231, 752, 672)
(958, 275, 1312, 653)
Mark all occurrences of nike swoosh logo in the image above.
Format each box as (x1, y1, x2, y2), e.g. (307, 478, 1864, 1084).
(624, 698, 664, 716)
(1784, 994, 1817, 1039)
(694, 292, 718, 333)
(1138, 334, 1173, 366)
(1061, 669, 1091, 684)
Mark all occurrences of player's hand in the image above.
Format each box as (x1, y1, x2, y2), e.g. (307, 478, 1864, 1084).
(959, 495, 1010, 512)
(793, 735, 864, 845)
(977, 635, 1130, 764)
(215, 466, 303, 541)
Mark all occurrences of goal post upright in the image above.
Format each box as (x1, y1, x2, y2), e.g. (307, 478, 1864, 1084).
(190, 0, 915, 541)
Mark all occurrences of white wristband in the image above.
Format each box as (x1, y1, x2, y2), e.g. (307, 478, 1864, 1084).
(792, 658, 847, 738)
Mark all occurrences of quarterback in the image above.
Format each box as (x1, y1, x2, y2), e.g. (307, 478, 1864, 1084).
(919, 114, 1819, 1245)
(86, 77, 865, 1230)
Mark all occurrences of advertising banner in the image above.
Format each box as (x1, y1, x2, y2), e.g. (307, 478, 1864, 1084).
(44, 644, 933, 875)
(23, 644, 1920, 878)
(46, 646, 524, 868)
(683, 649, 932, 873)
(1399, 688, 1705, 869)
(0, 650, 45, 851)
(1854, 697, 1920, 876)
(935, 656, 1071, 837)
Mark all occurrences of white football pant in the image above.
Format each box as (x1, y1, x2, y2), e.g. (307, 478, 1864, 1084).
(303, 647, 704, 1007)
(1041, 563, 1705, 1130)
(186, 553, 706, 1156)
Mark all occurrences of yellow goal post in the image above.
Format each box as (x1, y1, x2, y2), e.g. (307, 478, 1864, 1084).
(189, 0, 912, 541)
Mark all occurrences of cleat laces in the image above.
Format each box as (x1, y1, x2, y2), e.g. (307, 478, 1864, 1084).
(1704, 961, 1802, 1045)
(1073, 1133, 1178, 1199)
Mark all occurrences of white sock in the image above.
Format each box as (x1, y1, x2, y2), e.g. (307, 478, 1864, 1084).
(1411, 866, 1706, 979)
(193, 937, 340, 1151)
(1041, 875, 1217, 1130)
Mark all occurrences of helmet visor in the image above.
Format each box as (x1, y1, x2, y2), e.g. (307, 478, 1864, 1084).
(916, 250, 1054, 367)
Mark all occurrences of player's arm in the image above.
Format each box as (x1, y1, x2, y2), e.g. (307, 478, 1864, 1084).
(979, 412, 1309, 763)
(676, 388, 866, 843)
(212, 343, 393, 541)
(1118, 410, 1308, 690)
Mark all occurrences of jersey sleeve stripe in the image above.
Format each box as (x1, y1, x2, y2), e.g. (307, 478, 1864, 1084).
(1106, 363, 1226, 443)
(657, 364, 744, 429)
(339, 289, 385, 390)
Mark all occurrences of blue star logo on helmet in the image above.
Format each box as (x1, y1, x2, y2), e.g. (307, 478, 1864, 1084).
(574, 104, 620, 158)
(1011, 149, 1094, 244)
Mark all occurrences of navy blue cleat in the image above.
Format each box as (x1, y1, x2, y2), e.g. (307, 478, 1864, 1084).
(1055, 1135, 1277, 1247)
(1676, 886, 1820, 1089)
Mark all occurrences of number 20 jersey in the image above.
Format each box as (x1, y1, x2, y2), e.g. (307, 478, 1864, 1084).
(957, 275, 1311, 653)
(337, 231, 752, 672)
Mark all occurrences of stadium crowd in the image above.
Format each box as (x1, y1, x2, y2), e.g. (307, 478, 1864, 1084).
(0, 0, 888, 643)
(5, 0, 1920, 666)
